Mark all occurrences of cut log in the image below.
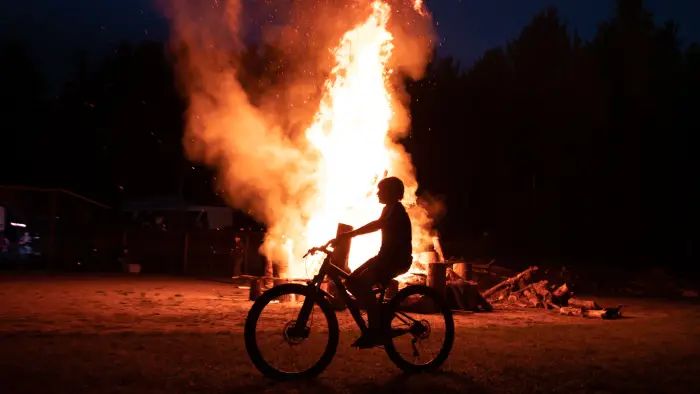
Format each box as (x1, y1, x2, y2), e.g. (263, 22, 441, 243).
(477, 292, 493, 312)
(427, 262, 447, 297)
(447, 282, 466, 310)
(531, 280, 550, 296)
(401, 273, 427, 287)
(249, 277, 263, 301)
(446, 280, 493, 312)
(487, 288, 509, 302)
(601, 305, 624, 319)
(568, 297, 601, 310)
(263, 260, 274, 288)
(552, 283, 570, 297)
(560, 306, 585, 317)
(482, 266, 539, 298)
(511, 283, 534, 297)
(274, 279, 292, 302)
(451, 263, 467, 280)
(545, 300, 560, 310)
(446, 267, 462, 281)
(332, 223, 353, 272)
(527, 295, 542, 308)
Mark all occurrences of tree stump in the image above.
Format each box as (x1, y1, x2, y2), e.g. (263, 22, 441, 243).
(452, 262, 468, 280)
(249, 277, 263, 301)
(263, 260, 274, 288)
(427, 262, 447, 297)
(274, 278, 292, 302)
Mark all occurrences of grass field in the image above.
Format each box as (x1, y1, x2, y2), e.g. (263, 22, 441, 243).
(1, 274, 699, 393)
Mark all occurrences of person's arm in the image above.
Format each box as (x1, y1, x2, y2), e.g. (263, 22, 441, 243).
(346, 219, 382, 238)
(335, 205, 395, 241)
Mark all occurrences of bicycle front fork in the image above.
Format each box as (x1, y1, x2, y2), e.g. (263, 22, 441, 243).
(289, 282, 320, 337)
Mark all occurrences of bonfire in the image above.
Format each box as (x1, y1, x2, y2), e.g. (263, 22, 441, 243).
(167, 0, 438, 283)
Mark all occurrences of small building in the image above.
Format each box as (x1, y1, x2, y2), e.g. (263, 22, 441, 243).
(0, 185, 118, 269)
(120, 194, 267, 277)
(121, 194, 237, 231)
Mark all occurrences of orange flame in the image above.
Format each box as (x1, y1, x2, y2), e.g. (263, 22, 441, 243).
(166, 0, 437, 280)
(299, 1, 395, 277)
(413, 0, 427, 16)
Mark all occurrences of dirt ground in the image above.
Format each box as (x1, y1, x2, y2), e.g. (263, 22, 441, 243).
(1, 274, 699, 394)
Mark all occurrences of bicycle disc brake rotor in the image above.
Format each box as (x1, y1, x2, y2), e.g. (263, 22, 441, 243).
(411, 319, 431, 340)
(283, 320, 310, 345)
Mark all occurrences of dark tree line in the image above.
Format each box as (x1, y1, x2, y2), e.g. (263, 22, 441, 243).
(406, 1, 697, 266)
(1, 0, 696, 267)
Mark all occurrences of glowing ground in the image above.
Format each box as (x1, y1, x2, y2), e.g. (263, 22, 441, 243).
(1, 274, 699, 393)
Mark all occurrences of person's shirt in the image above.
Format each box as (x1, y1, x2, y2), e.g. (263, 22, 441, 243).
(378, 201, 412, 260)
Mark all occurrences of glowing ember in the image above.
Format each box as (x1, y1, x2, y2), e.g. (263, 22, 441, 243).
(413, 0, 427, 16)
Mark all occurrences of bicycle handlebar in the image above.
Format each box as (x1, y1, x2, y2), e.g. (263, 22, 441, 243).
(303, 240, 334, 258)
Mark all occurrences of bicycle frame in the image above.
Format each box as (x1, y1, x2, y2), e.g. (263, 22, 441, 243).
(292, 252, 373, 336)
(288, 246, 422, 343)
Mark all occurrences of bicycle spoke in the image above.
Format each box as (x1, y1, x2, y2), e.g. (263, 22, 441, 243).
(253, 292, 333, 376)
(383, 286, 454, 371)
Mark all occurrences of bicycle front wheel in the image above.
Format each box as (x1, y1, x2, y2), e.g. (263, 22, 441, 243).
(383, 284, 455, 373)
(244, 283, 339, 381)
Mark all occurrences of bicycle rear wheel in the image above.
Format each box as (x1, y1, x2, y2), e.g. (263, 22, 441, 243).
(383, 284, 455, 373)
(244, 283, 339, 380)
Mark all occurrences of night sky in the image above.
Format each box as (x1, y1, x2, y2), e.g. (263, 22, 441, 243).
(3, 0, 699, 87)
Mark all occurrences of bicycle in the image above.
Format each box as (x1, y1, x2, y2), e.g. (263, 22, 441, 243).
(244, 241, 455, 381)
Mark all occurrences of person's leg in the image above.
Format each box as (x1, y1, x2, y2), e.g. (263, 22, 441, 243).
(346, 257, 387, 348)
(347, 257, 381, 317)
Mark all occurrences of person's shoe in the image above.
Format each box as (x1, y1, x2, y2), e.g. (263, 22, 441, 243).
(351, 331, 380, 349)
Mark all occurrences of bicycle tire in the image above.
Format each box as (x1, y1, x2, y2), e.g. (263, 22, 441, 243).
(383, 284, 455, 373)
(244, 283, 340, 381)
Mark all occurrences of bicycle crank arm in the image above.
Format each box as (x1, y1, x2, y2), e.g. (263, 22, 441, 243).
(411, 337, 421, 357)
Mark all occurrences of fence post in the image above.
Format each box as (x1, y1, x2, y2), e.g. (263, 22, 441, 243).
(183, 232, 189, 274)
(48, 190, 57, 269)
(243, 233, 249, 275)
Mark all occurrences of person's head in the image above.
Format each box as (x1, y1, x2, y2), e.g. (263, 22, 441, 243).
(377, 176, 405, 204)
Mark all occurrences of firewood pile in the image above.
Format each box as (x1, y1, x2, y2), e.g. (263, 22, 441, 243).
(479, 265, 623, 319)
(397, 264, 494, 313)
(397, 258, 623, 319)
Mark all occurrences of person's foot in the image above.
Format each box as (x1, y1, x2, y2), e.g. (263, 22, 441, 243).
(351, 331, 380, 349)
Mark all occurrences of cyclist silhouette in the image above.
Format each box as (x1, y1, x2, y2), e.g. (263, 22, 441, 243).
(330, 176, 413, 348)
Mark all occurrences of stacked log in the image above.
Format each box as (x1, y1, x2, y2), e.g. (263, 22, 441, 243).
(482, 266, 623, 319)
(399, 273, 427, 287)
(446, 278, 493, 312)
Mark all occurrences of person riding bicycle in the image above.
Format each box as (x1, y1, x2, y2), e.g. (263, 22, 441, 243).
(329, 176, 413, 348)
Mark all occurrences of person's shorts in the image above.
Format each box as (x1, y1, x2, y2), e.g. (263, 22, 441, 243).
(349, 253, 412, 286)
